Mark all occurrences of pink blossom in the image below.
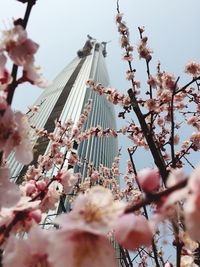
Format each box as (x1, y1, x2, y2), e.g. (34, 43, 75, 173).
(0, 53, 7, 79)
(145, 99, 158, 111)
(57, 168, 78, 193)
(2, 25, 37, 65)
(0, 196, 41, 233)
(138, 26, 145, 34)
(0, 167, 20, 208)
(13, 111, 33, 164)
(0, 96, 7, 110)
(161, 72, 176, 90)
(187, 116, 200, 130)
(28, 105, 40, 113)
(50, 186, 122, 266)
(90, 170, 100, 182)
(180, 255, 198, 267)
(137, 168, 160, 193)
(1, 24, 47, 88)
(49, 231, 118, 267)
(167, 168, 186, 187)
(147, 75, 158, 88)
(2, 25, 27, 50)
(159, 169, 188, 217)
(190, 132, 200, 150)
(39, 183, 61, 212)
(3, 226, 52, 267)
(137, 37, 152, 62)
(164, 262, 173, 267)
(0, 53, 12, 91)
(126, 70, 134, 80)
(185, 60, 200, 77)
(37, 155, 53, 171)
(22, 57, 48, 88)
(8, 38, 39, 66)
(187, 165, 200, 193)
(0, 107, 33, 164)
(160, 186, 188, 218)
(115, 13, 123, 23)
(184, 166, 200, 241)
(55, 186, 125, 236)
(68, 152, 79, 165)
(114, 214, 153, 250)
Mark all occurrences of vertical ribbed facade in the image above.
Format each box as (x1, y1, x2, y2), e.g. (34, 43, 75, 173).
(7, 41, 126, 266)
(8, 42, 118, 181)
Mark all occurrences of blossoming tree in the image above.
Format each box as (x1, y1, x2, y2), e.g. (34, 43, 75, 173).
(0, 0, 200, 266)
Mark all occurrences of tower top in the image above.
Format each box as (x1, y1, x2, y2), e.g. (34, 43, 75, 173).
(77, 35, 110, 58)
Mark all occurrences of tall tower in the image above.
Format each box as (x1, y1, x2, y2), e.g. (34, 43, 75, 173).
(8, 39, 118, 183)
(8, 38, 131, 267)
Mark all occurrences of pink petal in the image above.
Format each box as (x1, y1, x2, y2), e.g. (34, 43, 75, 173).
(114, 214, 153, 250)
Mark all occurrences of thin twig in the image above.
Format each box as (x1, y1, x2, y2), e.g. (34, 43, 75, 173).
(170, 77, 180, 168)
(127, 149, 162, 267)
(6, 0, 36, 105)
(174, 75, 200, 95)
(125, 178, 187, 213)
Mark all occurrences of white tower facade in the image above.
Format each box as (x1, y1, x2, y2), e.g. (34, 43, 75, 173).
(9, 41, 118, 183)
(7, 40, 131, 267)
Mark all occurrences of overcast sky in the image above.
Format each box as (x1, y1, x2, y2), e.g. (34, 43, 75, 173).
(1, 0, 200, 173)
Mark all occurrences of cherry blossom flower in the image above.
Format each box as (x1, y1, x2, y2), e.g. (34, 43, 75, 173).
(187, 116, 200, 130)
(0, 53, 12, 91)
(115, 13, 123, 24)
(180, 232, 198, 253)
(28, 105, 39, 113)
(184, 166, 200, 241)
(137, 37, 152, 62)
(48, 186, 123, 267)
(0, 196, 41, 234)
(137, 168, 160, 193)
(0, 106, 33, 164)
(55, 186, 125, 236)
(0, 167, 20, 208)
(37, 155, 53, 171)
(3, 226, 52, 267)
(90, 170, 100, 182)
(185, 61, 200, 77)
(1, 24, 47, 88)
(22, 57, 48, 88)
(167, 168, 186, 187)
(0, 96, 8, 110)
(56, 168, 78, 193)
(114, 214, 153, 250)
(164, 261, 173, 267)
(138, 26, 145, 34)
(39, 183, 61, 212)
(161, 72, 176, 90)
(181, 255, 198, 267)
(49, 231, 118, 267)
(8, 37, 39, 66)
(0, 53, 7, 79)
(190, 132, 200, 150)
(1, 25, 37, 65)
